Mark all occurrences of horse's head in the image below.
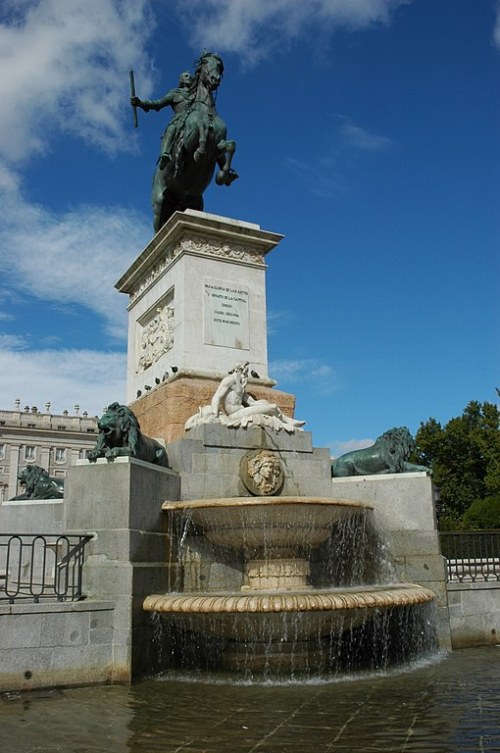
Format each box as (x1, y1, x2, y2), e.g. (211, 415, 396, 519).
(197, 52, 224, 92)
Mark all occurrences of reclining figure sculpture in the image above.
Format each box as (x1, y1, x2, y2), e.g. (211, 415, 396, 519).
(185, 362, 305, 434)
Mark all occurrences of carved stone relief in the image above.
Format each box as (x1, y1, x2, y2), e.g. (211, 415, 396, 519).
(137, 304, 174, 372)
(240, 449, 284, 496)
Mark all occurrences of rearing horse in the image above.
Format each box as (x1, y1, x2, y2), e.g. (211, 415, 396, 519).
(135, 53, 238, 233)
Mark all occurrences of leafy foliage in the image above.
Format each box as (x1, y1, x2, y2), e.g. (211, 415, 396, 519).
(412, 401, 500, 527)
(460, 495, 500, 530)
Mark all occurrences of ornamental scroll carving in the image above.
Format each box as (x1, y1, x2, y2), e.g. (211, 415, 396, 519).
(137, 305, 174, 372)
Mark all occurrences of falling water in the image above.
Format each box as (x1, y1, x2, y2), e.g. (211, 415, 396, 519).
(146, 498, 438, 681)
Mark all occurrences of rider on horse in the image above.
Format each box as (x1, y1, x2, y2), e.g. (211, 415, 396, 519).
(131, 71, 193, 172)
(131, 53, 238, 233)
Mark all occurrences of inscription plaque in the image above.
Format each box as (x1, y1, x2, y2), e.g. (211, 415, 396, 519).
(204, 279, 249, 349)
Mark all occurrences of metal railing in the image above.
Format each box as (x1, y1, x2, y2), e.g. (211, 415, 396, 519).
(440, 531, 500, 583)
(0, 534, 93, 603)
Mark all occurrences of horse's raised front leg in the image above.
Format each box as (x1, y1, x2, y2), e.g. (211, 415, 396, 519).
(215, 140, 238, 185)
(194, 123, 208, 163)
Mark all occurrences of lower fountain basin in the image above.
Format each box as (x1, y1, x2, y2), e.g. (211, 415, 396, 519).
(144, 583, 435, 639)
(144, 584, 436, 674)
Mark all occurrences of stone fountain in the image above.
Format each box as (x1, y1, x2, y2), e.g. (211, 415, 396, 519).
(64, 209, 447, 684)
(138, 353, 437, 677)
(144, 491, 436, 676)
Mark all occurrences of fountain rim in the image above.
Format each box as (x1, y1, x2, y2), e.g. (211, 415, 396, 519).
(162, 496, 373, 511)
(144, 584, 435, 614)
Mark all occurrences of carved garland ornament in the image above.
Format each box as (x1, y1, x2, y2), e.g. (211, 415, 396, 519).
(129, 239, 265, 302)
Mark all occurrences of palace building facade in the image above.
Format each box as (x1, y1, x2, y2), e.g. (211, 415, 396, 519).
(0, 400, 98, 501)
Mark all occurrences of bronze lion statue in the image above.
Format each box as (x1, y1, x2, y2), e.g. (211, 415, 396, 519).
(10, 465, 64, 500)
(332, 427, 431, 477)
(87, 402, 168, 466)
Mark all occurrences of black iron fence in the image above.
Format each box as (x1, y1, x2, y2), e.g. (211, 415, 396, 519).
(440, 531, 500, 583)
(0, 534, 93, 603)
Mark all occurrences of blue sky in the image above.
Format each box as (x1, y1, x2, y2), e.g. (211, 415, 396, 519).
(0, 0, 498, 456)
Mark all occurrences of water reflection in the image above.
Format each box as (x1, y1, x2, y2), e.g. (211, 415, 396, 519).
(1, 647, 499, 752)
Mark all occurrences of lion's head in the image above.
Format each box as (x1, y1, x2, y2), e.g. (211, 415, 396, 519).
(97, 402, 140, 451)
(378, 427, 415, 471)
(18, 465, 42, 495)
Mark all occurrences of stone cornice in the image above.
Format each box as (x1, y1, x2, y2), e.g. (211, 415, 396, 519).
(115, 210, 283, 303)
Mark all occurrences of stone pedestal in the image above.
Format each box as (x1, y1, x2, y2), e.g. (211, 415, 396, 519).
(243, 557, 311, 591)
(166, 425, 333, 501)
(115, 210, 283, 405)
(64, 457, 180, 682)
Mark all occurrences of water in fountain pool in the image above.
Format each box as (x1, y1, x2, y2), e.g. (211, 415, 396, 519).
(1, 647, 498, 753)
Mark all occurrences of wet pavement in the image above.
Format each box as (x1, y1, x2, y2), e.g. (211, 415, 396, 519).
(1, 646, 499, 752)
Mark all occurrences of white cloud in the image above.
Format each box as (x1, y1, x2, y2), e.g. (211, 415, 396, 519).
(284, 117, 392, 196)
(0, 334, 27, 348)
(340, 123, 393, 152)
(0, 346, 126, 417)
(0, 180, 149, 340)
(0, 0, 155, 163)
(266, 309, 294, 337)
(330, 437, 374, 458)
(0, 2, 157, 416)
(0, 2, 157, 340)
(495, 3, 500, 49)
(177, 0, 410, 62)
(269, 358, 339, 394)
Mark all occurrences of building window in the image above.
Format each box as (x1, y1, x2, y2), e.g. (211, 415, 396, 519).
(55, 448, 66, 463)
(0, 444, 5, 459)
(24, 446, 36, 461)
(78, 448, 90, 460)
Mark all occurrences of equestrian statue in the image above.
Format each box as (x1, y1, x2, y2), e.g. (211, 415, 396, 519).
(131, 52, 238, 232)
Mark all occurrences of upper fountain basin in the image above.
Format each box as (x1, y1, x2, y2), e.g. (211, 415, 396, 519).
(162, 496, 372, 551)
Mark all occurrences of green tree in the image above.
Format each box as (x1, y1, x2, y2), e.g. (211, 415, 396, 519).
(460, 495, 500, 530)
(413, 401, 500, 526)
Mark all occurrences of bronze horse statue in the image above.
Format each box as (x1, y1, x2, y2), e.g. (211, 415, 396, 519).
(132, 52, 238, 232)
